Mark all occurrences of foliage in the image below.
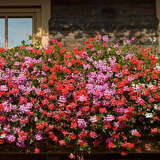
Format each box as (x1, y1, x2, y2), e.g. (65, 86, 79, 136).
(0, 36, 160, 158)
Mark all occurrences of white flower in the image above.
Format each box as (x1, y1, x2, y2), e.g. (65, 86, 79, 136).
(145, 113, 153, 118)
(0, 134, 6, 138)
(132, 84, 139, 90)
(132, 83, 145, 90)
(154, 65, 160, 71)
(149, 37, 157, 43)
(154, 104, 158, 110)
(90, 116, 97, 123)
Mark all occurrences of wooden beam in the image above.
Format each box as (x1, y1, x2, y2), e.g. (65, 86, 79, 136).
(0, 0, 41, 6)
(156, 0, 160, 50)
(5, 16, 8, 48)
(41, 0, 51, 47)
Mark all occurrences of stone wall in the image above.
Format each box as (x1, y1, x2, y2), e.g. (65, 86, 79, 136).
(49, 0, 158, 48)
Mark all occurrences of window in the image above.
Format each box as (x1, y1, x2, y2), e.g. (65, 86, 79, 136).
(0, 0, 51, 47)
(0, 17, 32, 48)
(0, 18, 5, 47)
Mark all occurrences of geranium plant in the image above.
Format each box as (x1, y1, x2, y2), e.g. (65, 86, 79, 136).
(0, 36, 160, 159)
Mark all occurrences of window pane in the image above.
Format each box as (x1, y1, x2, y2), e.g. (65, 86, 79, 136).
(8, 18, 32, 48)
(0, 18, 5, 48)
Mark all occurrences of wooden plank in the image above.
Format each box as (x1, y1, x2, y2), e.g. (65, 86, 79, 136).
(0, 8, 41, 13)
(0, 0, 41, 6)
(156, 0, 160, 51)
(0, 153, 160, 160)
(5, 16, 8, 48)
(41, 0, 51, 46)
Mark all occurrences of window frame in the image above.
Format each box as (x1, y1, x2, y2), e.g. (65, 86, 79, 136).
(0, 11, 38, 48)
(0, 0, 51, 47)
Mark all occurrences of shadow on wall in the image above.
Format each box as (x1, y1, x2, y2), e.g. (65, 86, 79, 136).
(49, 0, 158, 47)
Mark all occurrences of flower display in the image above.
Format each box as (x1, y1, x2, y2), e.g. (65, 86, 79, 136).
(0, 36, 160, 159)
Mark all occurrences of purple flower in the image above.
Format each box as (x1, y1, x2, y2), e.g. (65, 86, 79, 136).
(114, 44, 119, 49)
(109, 57, 116, 66)
(78, 119, 87, 129)
(107, 48, 111, 52)
(116, 107, 126, 113)
(106, 138, 112, 144)
(102, 100, 110, 106)
(91, 48, 96, 52)
(13, 128, 20, 133)
(87, 57, 93, 62)
(75, 55, 81, 59)
(131, 129, 139, 136)
(58, 96, 66, 103)
(71, 73, 78, 79)
(34, 117, 38, 122)
(83, 64, 91, 70)
(19, 103, 33, 114)
(10, 115, 18, 122)
(0, 85, 8, 91)
(115, 73, 122, 78)
(14, 62, 20, 66)
(116, 51, 121, 55)
(16, 141, 25, 148)
(86, 84, 94, 90)
(18, 85, 25, 91)
(136, 97, 143, 104)
(125, 54, 134, 60)
(7, 134, 16, 143)
(89, 116, 97, 123)
(81, 52, 88, 59)
(35, 133, 42, 141)
(15, 52, 19, 57)
(128, 76, 133, 82)
(42, 71, 46, 76)
(26, 46, 33, 50)
(3, 126, 10, 132)
(76, 111, 82, 117)
(104, 115, 115, 122)
(123, 40, 131, 45)
(114, 122, 120, 127)
(3, 102, 12, 112)
(78, 95, 87, 102)
(65, 110, 71, 114)
(44, 89, 51, 94)
(102, 35, 109, 42)
(93, 60, 107, 72)
(97, 50, 103, 56)
(124, 86, 129, 91)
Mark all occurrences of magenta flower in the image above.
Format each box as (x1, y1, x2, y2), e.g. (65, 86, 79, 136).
(35, 133, 42, 141)
(89, 116, 97, 123)
(7, 134, 16, 143)
(104, 115, 115, 123)
(78, 95, 87, 102)
(102, 35, 109, 42)
(78, 119, 87, 129)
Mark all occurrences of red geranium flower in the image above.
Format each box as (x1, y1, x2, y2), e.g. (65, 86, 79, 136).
(34, 148, 40, 154)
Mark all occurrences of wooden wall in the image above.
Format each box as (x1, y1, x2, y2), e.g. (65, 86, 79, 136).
(49, 0, 158, 48)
